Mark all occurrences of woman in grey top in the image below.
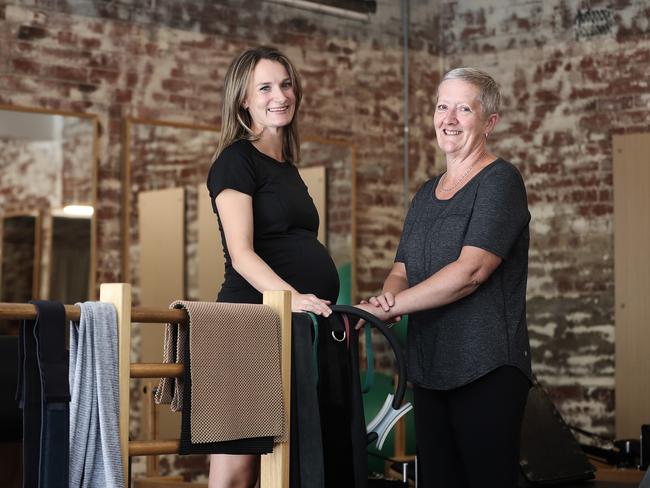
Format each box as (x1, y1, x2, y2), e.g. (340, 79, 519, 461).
(359, 67, 532, 487)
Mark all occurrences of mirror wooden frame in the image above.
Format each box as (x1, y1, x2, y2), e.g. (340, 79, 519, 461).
(0, 104, 100, 300)
(122, 116, 358, 302)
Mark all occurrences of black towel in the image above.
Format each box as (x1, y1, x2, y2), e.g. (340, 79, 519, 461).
(16, 300, 70, 488)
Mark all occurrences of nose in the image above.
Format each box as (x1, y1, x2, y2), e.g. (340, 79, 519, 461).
(443, 107, 458, 124)
(272, 84, 288, 101)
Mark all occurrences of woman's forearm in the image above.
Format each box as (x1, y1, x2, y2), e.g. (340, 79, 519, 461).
(382, 272, 409, 296)
(390, 247, 501, 316)
(390, 261, 478, 316)
(231, 249, 297, 295)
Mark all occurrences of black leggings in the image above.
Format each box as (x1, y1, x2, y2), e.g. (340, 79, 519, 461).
(413, 366, 530, 488)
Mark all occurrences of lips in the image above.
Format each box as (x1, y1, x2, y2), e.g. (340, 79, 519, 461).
(267, 106, 289, 113)
(443, 129, 461, 135)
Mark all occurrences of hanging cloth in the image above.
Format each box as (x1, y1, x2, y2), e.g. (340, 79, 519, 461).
(68, 302, 124, 488)
(290, 313, 325, 488)
(156, 301, 284, 454)
(16, 300, 70, 488)
(316, 314, 368, 488)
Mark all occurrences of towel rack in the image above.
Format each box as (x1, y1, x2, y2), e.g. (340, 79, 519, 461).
(0, 283, 292, 488)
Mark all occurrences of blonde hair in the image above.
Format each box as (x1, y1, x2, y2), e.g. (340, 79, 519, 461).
(214, 46, 302, 163)
(440, 67, 501, 117)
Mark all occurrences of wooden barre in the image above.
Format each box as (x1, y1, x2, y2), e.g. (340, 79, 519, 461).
(131, 363, 183, 378)
(0, 302, 188, 324)
(130, 439, 180, 456)
(0, 302, 82, 320)
(131, 307, 187, 324)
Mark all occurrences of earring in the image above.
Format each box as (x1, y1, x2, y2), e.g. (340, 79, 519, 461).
(485, 133, 489, 139)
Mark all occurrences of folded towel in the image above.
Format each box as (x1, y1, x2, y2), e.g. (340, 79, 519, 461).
(179, 324, 274, 455)
(156, 301, 285, 444)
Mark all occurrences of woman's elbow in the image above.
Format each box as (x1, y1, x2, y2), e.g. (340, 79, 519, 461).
(466, 263, 496, 290)
(229, 249, 252, 274)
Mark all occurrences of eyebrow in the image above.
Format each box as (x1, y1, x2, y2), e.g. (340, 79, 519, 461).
(255, 78, 291, 87)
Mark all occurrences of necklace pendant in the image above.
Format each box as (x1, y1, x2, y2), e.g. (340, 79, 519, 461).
(440, 163, 475, 193)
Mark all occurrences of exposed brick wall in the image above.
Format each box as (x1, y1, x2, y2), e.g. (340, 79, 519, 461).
(1, 0, 649, 478)
(61, 115, 94, 206)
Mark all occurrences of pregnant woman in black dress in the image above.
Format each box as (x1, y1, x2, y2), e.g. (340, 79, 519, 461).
(206, 46, 339, 488)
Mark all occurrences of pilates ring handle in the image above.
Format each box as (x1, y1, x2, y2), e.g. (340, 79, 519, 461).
(330, 305, 407, 411)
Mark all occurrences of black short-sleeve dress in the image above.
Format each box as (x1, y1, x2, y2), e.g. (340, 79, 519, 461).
(206, 139, 340, 304)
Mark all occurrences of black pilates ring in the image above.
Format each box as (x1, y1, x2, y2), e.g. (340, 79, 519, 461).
(330, 305, 407, 411)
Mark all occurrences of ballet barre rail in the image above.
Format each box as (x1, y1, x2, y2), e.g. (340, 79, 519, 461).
(0, 302, 188, 324)
(130, 440, 180, 456)
(0, 302, 82, 320)
(131, 363, 183, 378)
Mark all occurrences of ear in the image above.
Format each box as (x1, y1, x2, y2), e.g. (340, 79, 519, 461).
(484, 112, 500, 135)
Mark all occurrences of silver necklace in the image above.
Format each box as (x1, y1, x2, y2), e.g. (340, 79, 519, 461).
(439, 161, 477, 192)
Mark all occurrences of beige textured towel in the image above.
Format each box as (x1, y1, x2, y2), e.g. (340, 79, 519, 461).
(155, 301, 285, 443)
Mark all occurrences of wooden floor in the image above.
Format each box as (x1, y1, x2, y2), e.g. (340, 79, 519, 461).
(592, 459, 645, 484)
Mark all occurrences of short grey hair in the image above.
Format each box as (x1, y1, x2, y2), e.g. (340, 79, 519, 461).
(440, 67, 501, 116)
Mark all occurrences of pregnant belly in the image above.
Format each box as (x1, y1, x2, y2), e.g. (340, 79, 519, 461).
(257, 236, 340, 303)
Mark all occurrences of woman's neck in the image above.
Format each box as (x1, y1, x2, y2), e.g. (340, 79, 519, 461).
(445, 145, 492, 176)
(252, 127, 284, 162)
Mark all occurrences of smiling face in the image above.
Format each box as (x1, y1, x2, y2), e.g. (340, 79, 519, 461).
(434, 78, 498, 159)
(243, 58, 296, 135)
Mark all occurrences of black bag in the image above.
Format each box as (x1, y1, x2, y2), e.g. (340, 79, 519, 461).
(518, 381, 596, 486)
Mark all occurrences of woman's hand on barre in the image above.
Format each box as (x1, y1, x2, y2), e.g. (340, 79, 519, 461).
(292, 292, 332, 317)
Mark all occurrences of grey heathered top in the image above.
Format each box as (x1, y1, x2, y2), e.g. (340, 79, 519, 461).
(396, 159, 532, 390)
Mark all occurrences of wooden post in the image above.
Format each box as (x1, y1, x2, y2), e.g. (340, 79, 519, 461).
(260, 290, 292, 488)
(143, 379, 159, 477)
(100, 283, 132, 488)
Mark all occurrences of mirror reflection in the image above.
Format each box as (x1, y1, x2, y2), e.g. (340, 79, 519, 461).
(0, 106, 96, 316)
(49, 216, 92, 304)
(0, 215, 39, 334)
(126, 120, 219, 305)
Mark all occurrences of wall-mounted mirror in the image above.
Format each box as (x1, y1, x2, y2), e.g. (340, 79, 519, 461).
(124, 118, 220, 306)
(0, 214, 40, 334)
(49, 215, 92, 303)
(0, 105, 98, 312)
